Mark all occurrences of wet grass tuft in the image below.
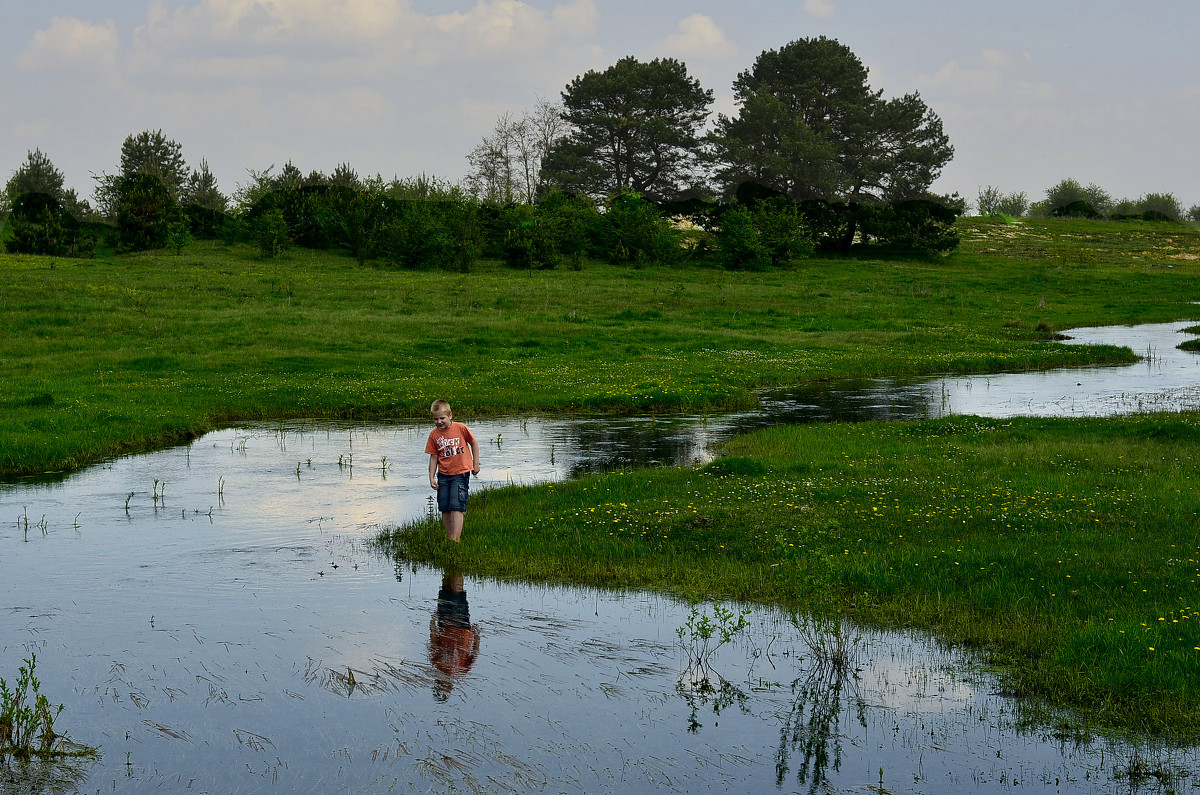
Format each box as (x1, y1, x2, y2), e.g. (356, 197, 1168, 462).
(1, 654, 97, 774)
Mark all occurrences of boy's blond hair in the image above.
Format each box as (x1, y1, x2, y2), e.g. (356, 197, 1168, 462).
(430, 399, 452, 415)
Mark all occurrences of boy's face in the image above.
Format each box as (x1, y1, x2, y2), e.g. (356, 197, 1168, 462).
(432, 410, 453, 431)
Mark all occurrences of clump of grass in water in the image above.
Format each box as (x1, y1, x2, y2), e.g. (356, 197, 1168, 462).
(676, 598, 751, 672)
(1, 654, 96, 764)
(793, 612, 861, 678)
(675, 599, 752, 732)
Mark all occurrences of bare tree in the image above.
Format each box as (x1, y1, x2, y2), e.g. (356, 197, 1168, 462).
(465, 100, 566, 204)
(466, 111, 523, 205)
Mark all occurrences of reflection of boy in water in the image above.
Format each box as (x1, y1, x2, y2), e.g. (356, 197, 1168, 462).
(429, 571, 480, 700)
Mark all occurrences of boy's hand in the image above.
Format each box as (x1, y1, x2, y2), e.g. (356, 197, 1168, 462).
(429, 477, 438, 490)
(472, 464, 480, 475)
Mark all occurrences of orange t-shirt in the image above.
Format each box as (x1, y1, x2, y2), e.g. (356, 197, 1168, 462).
(425, 422, 477, 475)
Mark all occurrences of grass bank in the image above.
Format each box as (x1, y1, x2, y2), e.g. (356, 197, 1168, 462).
(2, 216, 1197, 477)
(380, 413, 1200, 737)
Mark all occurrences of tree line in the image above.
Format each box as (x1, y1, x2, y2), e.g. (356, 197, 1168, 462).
(0, 140, 962, 269)
(977, 179, 1198, 223)
(4, 36, 1187, 268)
(0, 37, 961, 264)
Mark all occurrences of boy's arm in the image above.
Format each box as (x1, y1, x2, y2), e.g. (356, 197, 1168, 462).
(469, 438, 480, 475)
(429, 454, 439, 489)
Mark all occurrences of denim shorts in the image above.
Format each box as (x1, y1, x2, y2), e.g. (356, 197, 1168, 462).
(437, 472, 471, 513)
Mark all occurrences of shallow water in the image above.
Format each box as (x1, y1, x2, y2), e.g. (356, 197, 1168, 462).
(3, 321, 1200, 793)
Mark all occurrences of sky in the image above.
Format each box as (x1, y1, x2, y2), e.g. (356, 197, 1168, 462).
(2, 0, 1197, 210)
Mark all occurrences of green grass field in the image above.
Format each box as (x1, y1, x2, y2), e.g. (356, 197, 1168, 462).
(6, 215, 1200, 735)
(2, 216, 1196, 476)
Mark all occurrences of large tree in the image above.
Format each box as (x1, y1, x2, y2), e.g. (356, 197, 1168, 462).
(181, 158, 228, 213)
(94, 129, 188, 220)
(120, 129, 188, 198)
(2, 149, 91, 221)
(5, 149, 65, 200)
(708, 37, 953, 203)
(540, 56, 713, 202)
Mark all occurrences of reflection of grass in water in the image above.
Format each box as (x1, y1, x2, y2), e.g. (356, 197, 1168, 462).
(675, 598, 750, 671)
(673, 605, 867, 792)
(1113, 749, 1192, 790)
(775, 615, 866, 792)
(301, 656, 436, 698)
(775, 663, 866, 792)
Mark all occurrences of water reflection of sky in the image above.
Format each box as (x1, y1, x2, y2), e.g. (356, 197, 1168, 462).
(3, 320, 1200, 792)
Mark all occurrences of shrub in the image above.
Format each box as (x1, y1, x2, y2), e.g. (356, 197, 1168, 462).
(860, 199, 960, 255)
(165, 218, 192, 255)
(1137, 192, 1183, 222)
(377, 198, 478, 271)
(1109, 198, 1141, 219)
(329, 188, 384, 266)
(116, 173, 177, 252)
(603, 191, 682, 265)
(219, 213, 246, 245)
(796, 199, 854, 250)
(253, 208, 291, 258)
(539, 190, 600, 268)
(378, 202, 439, 269)
(4, 193, 74, 256)
(976, 185, 1003, 216)
(182, 203, 229, 239)
(715, 204, 769, 270)
(1039, 179, 1111, 218)
(0, 654, 95, 763)
(752, 196, 814, 266)
(1051, 199, 1099, 219)
(996, 191, 1029, 217)
(501, 213, 559, 270)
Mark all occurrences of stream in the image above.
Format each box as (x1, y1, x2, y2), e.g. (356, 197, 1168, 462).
(2, 320, 1200, 793)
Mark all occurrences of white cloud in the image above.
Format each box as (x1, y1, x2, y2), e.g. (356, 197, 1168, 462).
(919, 49, 1056, 103)
(9, 119, 54, 143)
(432, 0, 596, 53)
(14, 16, 120, 76)
(803, 0, 835, 20)
(135, 0, 408, 51)
(129, 0, 596, 63)
(5, 1, 599, 192)
(919, 48, 1200, 203)
(654, 14, 736, 61)
(285, 87, 392, 131)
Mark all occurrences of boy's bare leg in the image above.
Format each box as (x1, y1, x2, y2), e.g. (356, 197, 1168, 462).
(442, 511, 465, 542)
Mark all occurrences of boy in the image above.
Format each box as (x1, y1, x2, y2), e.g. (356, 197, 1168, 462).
(425, 400, 480, 542)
